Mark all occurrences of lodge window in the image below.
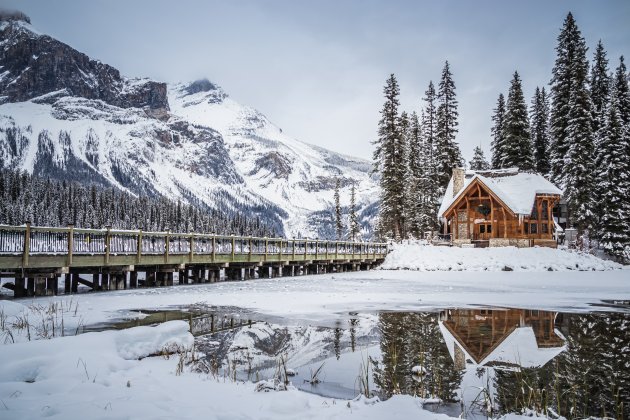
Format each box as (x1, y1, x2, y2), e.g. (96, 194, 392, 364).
(531, 204, 538, 220)
(542, 200, 549, 219)
(530, 223, 538, 234)
(479, 224, 492, 234)
(542, 223, 548, 233)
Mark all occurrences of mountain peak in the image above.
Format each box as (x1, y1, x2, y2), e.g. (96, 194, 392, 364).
(185, 79, 220, 95)
(0, 9, 30, 24)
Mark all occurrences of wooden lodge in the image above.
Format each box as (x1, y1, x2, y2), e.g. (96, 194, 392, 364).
(438, 168, 562, 248)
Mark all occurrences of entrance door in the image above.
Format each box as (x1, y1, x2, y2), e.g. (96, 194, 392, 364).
(477, 223, 492, 240)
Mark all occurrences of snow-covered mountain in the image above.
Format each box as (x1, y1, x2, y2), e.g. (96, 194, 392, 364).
(0, 12, 379, 238)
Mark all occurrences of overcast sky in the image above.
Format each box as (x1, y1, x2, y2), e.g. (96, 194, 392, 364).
(3, 0, 629, 161)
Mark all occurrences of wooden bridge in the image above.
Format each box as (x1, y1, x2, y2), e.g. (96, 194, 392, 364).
(0, 224, 388, 298)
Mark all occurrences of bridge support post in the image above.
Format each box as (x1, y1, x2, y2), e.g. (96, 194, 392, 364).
(46, 276, 58, 295)
(14, 277, 25, 298)
(35, 277, 46, 296)
(26, 278, 34, 297)
(209, 268, 220, 282)
(71, 273, 79, 293)
(64, 273, 71, 294)
(225, 267, 242, 281)
(282, 266, 294, 277)
(101, 273, 110, 291)
(146, 272, 156, 287)
(93, 273, 101, 290)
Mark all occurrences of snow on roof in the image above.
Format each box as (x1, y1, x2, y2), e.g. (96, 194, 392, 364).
(439, 321, 566, 369)
(438, 168, 562, 218)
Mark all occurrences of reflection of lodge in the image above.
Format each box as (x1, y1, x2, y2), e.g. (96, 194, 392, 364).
(439, 309, 565, 370)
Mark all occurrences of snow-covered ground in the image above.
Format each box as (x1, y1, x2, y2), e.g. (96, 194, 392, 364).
(381, 243, 624, 271)
(0, 247, 628, 419)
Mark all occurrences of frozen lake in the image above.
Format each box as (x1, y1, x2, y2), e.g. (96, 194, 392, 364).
(1, 269, 629, 419)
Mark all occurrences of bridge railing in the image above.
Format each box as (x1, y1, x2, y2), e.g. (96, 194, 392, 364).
(0, 224, 389, 264)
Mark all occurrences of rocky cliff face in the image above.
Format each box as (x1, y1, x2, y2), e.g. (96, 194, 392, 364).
(0, 13, 378, 238)
(0, 16, 168, 114)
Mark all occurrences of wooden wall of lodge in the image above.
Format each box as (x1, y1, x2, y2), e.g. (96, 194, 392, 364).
(444, 186, 560, 241)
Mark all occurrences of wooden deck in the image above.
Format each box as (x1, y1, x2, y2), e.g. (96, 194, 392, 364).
(0, 224, 388, 298)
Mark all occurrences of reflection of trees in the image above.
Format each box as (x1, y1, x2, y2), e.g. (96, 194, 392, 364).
(373, 312, 462, 400)
(495, 312, 629, 419)
(333, 326, 342, 360)
(349, 318, 358, 352)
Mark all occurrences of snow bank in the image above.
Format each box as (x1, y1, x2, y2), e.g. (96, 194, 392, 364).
(381, 243, 623, 271)
(0, 321, 193, 384)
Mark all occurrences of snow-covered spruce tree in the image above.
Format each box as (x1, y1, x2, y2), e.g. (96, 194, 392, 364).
(613, 56, 630, 126)
(435, 61, 463, 191)
(334, 177, 343, 240)
(420, 82, 441, 232)
(563, 26, 596, 233)
(502, 71, 534, 171)
(549, 12, 584, 186)
(596, 89, 630, 259)
(590, 40, 611, 135)
(373, 74, 405, 240)
(348, 183, 361, 241)
(403, 111, 422, 238)
(398, 111, 411, 238)
(490, 93, 507, 168)
(469, 146, 490, 171)
(530, 87, 551, 176)
(423, 81, 438, 166)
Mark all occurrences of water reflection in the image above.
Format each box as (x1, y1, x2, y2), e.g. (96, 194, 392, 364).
(440, 309, 565, 369)
(165, 307, 628, 419)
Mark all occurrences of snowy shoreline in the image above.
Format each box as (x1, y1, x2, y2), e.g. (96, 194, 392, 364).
(1, 268, 629, 419)
(380, 243, 624, 271)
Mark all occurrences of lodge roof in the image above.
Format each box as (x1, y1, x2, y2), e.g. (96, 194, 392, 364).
(438, 168, 563, 218)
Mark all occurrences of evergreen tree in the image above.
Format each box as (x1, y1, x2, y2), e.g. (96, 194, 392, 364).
(562, 18, 595, 232)
(422, 81, 438, 165)
(530, 87, 551, 175)
(613, 56, 630, 126)
(502, 71, 534, 170)
(469, 146, 490, 171)
(373, 74, 405, 240)
(490, 93, 507, 168)
(398, 111, 411, 238)
(348, 183, 360, 241)
(418, 82, 441, 234)
(549, 12, 584, 185)
(590, 40, 611, 134)
(596, 89, 630, 258)
(435, 61, 463, 190)
(403, 111, 422, 238)
(334, 177, 343, 240)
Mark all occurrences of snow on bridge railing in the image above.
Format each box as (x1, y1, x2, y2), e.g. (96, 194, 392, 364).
(0, 224, 388, 264)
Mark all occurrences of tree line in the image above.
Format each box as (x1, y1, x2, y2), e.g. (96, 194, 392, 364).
(0, 168, 278, 237)
(373, 12, 630, 260)
(374, 62, 462, 241)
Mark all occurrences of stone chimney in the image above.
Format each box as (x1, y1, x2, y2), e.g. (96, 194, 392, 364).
(452, 167, 465, 197)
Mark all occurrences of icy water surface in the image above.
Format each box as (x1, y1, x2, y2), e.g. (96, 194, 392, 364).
(96, 305, 630, 419)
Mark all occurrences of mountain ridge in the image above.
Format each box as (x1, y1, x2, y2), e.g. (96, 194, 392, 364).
(0, 12, 378, 238)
